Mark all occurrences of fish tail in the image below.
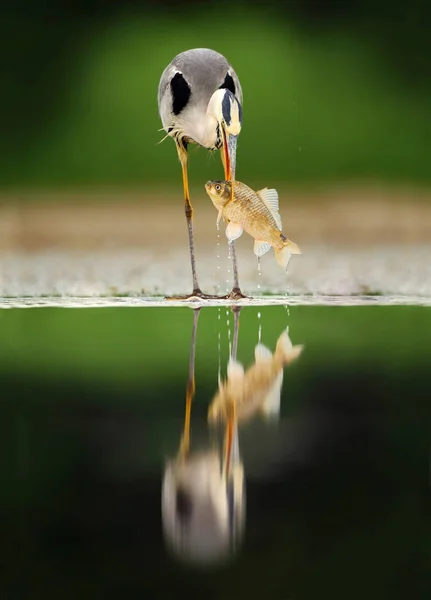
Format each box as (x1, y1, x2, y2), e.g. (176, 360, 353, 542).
(274, 238, 301, 270)
(275, 328, 304, 365)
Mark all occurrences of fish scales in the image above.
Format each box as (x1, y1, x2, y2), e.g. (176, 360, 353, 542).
(224, 189, 280, 243)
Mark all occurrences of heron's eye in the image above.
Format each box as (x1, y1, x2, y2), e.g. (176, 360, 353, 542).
(215, 184, 221, 192)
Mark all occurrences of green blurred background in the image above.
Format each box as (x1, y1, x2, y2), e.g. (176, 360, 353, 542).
(1, 0, 430, 191)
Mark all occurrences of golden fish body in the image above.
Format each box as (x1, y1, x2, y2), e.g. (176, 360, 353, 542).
(205, 180, 301, 270)
(208, 328, 303, 424)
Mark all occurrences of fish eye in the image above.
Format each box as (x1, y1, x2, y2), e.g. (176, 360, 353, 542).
(215, 184, 221, 192)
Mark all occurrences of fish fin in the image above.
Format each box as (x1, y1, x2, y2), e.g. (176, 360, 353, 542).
(284, 238, 301, 255)
(275, 328, 304, 365)
(257, 188, 279, 213)
(225, 221, 243, 241)
(254, 239, 272, 257)
(274, 239, 301, 270)
(273, 212, 283, 231)
(227, 359, 245, 382)
(261, 371, 283, 419)
(217, 209, 223, 224)
(257, 188, 282, 230)
(254, 343, 273, 363)
(275, 246, 293, 270)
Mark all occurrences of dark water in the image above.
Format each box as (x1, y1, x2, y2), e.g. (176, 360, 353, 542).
(1, 305, 430, 599)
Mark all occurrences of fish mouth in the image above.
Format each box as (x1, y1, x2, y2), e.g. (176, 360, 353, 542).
(204, 181, 214, 194)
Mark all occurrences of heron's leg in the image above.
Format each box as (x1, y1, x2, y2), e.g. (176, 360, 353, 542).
(180, 307, 201, 457)
(220, 148, 248, 301)
(229, 240, 243, 298)
(221, 305, 242, 472)
(167, 141, 225, 300)
(223, 400, 238, 477)
(178, 141, 201, 295)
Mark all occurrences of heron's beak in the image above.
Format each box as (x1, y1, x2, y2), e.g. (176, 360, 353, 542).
(226, 134, 238, 182)
(221, 131, 238, 202)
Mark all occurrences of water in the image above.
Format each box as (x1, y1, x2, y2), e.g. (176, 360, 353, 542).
(1, 304, 430, 598)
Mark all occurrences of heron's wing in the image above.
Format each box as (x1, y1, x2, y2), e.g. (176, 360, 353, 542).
(158, 64, 177, 129)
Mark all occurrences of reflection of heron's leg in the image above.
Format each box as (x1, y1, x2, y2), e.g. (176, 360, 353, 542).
(180, 308, 201, 456)
(223, 306, 241, 474)
(223, 411, 239, 478)
(231, 305, 241, 362)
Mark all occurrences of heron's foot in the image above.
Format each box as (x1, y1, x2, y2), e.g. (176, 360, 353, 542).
(166, 288, 227, 301)
(166, 288, 251, 301)
(227, 287, 250, 301)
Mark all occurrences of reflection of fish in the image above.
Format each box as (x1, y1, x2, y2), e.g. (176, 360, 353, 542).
(205, 179, 301, 270)
(208, 328, 303, 424)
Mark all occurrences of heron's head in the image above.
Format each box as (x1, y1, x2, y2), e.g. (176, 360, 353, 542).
(161, 450, 246, 566)
(207, 89, 242, 180)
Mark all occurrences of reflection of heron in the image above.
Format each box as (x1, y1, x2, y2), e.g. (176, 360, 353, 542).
(161, 307, 245, 565)
(158, 49, 244, 300)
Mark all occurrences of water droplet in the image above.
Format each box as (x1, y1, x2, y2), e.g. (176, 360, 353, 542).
(256, 257, 262, 292)
(257, 310, 262, 343)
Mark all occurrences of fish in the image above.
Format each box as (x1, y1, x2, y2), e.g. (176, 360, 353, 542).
(208, 327, 303, 424)
(204, 179, 301, 270)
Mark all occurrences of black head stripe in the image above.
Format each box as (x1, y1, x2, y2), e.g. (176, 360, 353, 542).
(170, 72, 191, 116)
(219, 73, 236, 96)
(237, 101, 243, 125)
(222, 90, 232, 125)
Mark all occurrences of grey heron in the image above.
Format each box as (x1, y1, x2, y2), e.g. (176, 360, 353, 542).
(158, 48, 244, 300)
